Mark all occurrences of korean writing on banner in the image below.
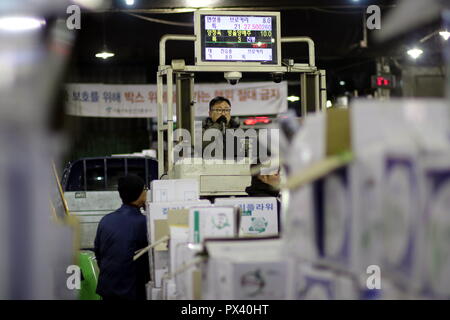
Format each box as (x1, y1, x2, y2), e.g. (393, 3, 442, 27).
(65, 82, 287, 118)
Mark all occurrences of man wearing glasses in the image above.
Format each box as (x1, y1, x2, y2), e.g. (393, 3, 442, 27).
(202, 96, 241, 159)
(203, 96, 240, 132)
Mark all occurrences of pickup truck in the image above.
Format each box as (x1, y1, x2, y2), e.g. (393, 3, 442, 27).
(61, 156, 158, 249)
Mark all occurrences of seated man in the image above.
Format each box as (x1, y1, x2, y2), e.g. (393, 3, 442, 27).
(245, 164, 280, 197)
(202, 96, 240, 133)
(245, 164, 281, 233)
(94, 175, 149, 300)
(202, 96, 241, 159)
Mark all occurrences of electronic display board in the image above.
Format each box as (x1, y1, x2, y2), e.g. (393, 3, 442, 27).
(194, 11, 281, 66)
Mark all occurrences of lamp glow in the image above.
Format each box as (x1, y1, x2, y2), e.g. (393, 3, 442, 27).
(287, 96, 300, 102)
(439, 30, 450, 41)
(95, 51, 115, 59)
(407, 48, 423, 59)
(0, 16, 45, 32)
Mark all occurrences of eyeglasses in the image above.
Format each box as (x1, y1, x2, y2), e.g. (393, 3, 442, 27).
(211, 108, 231, 113)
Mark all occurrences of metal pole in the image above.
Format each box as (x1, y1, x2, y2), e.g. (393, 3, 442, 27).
(157, 71, 164, 178)
(281, 37, 316, 67)
(167, 68, 174, 174)
(159, 34, 196, 66)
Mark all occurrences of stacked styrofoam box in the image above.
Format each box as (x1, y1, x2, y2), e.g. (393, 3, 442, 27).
(317, 167, 353, 269)
(283, 113, 326, 262)
(283, 184, 318, 262)
(173, 243, 203, 300)
(146, 200, 210, 288)
(214, 197, 279, 237)
(150, 179, 199, 203)
(289, 263, 358, 300)
(146, 281, 162, 300)
(349, 99, 450, 298)
(203, 239, 294, 300)
(419, 153, 450, 299)
(146, 179, 206, 289)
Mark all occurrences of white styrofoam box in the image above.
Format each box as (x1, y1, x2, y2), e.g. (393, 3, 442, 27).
(173, 243, 203, 300)
(203, 239, 288, 300)
(169, 225, 190, 274)
(188, 206, 237, 243)
(150, 179, 199, 203)
(321, 167, 352, 268)
(287, 111, 325, 172)
(290, 264, 357, 300)
(146, 281, 163, 300)
(230, 260, 293, 300)
(162, 278, 177, 300)
(146, 200, 211, 243)
(283, 184, 318, 261)
(154, 267, 169, 288)
(146, 282, 152, 300)
(146, 200, 210, 287)
(349, 151, 384, 276)
(205, 257, 294, 300)
(380, 152, 422, 288)
(420, 154, 450, 298)
(152, 287, 162, 300)
(214, 197, 278, 237)
(150, 249, 169, 288)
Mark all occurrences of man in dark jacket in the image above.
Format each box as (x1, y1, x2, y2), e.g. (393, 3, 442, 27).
(245, 165, 281, 233)
(245, 164, 280, 197)
(94, 175, 150, 300)
(202, 96, 241, 159)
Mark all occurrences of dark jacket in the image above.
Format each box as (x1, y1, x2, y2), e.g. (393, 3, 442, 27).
(245, 176, 280, 198)
(245, 176, 281, 233)
(202, 117, 246, 159)
(94, 204, 150, 300)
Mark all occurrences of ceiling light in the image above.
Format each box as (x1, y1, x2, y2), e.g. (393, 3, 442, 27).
(407, 48, 423, 59)
(339, 81, 346, 86)
(73, 0, 104, 9)
(0, 16, 45, 32)
(287, 96, 300, 102)
(95, 51, 115, 59)
(125, 0, 135, 5)
(439, 30, 450, 41)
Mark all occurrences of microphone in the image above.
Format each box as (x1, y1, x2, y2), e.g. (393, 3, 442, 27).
(216, 115, 227, 134)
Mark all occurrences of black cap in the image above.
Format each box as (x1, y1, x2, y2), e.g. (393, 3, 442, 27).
(118, 175, 145, 204)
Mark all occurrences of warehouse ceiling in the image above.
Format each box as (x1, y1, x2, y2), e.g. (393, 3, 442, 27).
(68, 0, 444, 95)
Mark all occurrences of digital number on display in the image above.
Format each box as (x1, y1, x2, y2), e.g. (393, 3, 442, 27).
(201, 15, 277, 63)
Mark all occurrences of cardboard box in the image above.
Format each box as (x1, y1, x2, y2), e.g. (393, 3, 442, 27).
(188, 206, 237, 243)
(214, 197, 278, 237)
(150, 179, 199, 203)
(146, 200, 211, 244)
